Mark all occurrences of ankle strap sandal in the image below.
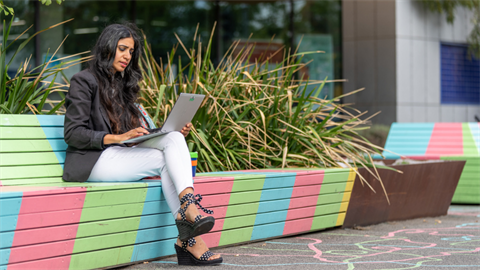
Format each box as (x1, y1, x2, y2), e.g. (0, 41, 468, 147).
(176, 193, 215, 241)
(174, 237, 223, 265)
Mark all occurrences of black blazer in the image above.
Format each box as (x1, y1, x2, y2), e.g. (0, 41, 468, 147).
(63, 70, 115, 182)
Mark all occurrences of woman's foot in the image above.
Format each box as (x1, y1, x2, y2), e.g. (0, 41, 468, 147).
(176, 236, 222, 262)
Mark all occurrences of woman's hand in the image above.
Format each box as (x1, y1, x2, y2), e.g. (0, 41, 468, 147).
(181, 123, 192, 137)
(104, 127, 149, 145)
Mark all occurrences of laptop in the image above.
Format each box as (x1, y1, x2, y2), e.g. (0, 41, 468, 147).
(122, 93, 205, 144)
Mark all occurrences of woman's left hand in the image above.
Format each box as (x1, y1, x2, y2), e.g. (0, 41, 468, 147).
(181, 123, 192, 137)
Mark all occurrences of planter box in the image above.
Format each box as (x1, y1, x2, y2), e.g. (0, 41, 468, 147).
(343, 160, 465, 228)
(377, 122, 480, 204)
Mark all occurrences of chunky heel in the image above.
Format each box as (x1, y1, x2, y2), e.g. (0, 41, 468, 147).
(174, 239, 223, 266)
(176, 193, 215, 241)
(175, 244, 195, 265)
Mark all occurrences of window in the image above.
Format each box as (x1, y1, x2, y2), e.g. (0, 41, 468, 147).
(441, 43, 480, 105)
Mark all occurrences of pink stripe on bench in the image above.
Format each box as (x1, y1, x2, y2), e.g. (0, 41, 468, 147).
(9, 191, 86, 265)
(10, 224, 79, 247)
(195, 181, 233, 242)
(209, 206, 229, 220)
(288, 195, 325, 209)
(202, 231, 222, 247)
(13, 209, 84, 230)
(292, 173, 324, 186)
(8, 240, 76, 264)
(284, 174, 323, 235)
(194, 177, 235, 195)
(199, 193, 231, 208)
(15, 192, 86, 214)
(286, 205, 317, 221)
(291, 185, 323, 197)
(7, 256, 71, 270)
(209, 218, 225, 235)
(426, 123, 463, 155)
(283, 217, 314, 235)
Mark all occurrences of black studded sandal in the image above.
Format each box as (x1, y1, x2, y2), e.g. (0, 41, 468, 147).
(176, 193, 215, 241)
(174, 237, 223, 266)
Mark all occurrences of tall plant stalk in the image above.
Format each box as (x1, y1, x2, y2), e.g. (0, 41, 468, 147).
(1, 17, 90, 114)
(139, 26, 389, 197)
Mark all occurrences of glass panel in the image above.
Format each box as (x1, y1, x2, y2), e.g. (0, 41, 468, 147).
(294, 0, 342, 99)
(214, 0, 342, 99)
(3, 0, 342, 99)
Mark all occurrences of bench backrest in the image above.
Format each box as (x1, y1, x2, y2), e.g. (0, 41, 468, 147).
(382, 122, 480, 159)
(0, 114, 197, 185)
(0, 115, 67, 185)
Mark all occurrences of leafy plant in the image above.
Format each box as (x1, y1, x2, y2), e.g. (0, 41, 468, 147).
(1, 17, 90, 114)
(39, 0, 65, 6)
(139, 25, 388, 194)
(1, 0, 65, 15)
(0, 1, 14, 16)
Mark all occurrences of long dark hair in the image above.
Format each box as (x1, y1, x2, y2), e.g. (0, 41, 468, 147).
(89, 23, 143, 134)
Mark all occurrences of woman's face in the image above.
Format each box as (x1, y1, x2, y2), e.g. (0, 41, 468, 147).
(112, 37, 135, 73)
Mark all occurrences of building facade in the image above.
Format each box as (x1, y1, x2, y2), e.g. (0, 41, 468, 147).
(343, 0, 480, 125)
(2, 0, 479, 125)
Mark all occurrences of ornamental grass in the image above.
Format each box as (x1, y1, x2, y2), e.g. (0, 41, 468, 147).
(139, 25, 389, 195)
(1, 18, 90, 115)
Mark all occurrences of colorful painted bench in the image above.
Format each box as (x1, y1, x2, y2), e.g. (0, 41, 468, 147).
(0, 114, 355, 269)
(379, 122, 480, 204)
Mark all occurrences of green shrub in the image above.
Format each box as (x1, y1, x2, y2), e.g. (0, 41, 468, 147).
(0, 17, 88, 114)
(139, 26, 384, 183)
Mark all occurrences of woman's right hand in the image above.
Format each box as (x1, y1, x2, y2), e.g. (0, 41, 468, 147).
(103, 127, 149, 145)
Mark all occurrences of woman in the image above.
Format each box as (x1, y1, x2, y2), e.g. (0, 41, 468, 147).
(62, 23, 222, 266)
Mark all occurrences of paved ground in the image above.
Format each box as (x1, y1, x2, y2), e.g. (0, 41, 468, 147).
(117, 205, 480, 270)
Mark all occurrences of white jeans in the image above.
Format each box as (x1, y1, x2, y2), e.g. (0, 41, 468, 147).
(87, 131, 194, 218)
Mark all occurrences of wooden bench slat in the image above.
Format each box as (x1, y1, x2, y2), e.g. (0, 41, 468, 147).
(36, 115, 65, 127)
(0, 139, 67, 153)
(0, 127, 64, 139)
(0, 165, 63, 180)
(0, 115, 40, 127)
(0, 152, 63, 167)
(0, 115, 64, 127)
(0, 182, 157, 197)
